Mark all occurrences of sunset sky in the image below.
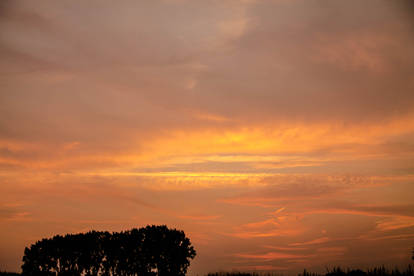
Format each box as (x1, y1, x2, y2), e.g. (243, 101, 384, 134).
(1, 0, 414, 274)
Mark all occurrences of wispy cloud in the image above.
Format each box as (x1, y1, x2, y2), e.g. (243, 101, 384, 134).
(235, 251, 313, 261)
(1, 0, 414, 274)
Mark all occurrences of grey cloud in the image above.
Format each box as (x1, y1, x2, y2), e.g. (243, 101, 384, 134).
(1, 0, 414, 151)
(256, 175, 364, 199)
(0, 207, 17, 220)
(191, 0, 414, 122)
(0, 206, 29, 221)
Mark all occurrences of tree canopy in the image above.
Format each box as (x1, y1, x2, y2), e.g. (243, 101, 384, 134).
(21, 225, 196, 276)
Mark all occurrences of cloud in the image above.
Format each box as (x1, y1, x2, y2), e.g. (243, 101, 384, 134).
(0, 206, 31, 222)
(220, 174, 362, 207)
(233, 265, 288, 271)
(1, 0, 414, 274)
(290, 237, 331, 246)
(375, 216, 414, 231)
(177, 214, 221, 221)
(235, 251, 312, 261)
(1, 0, 414, 158)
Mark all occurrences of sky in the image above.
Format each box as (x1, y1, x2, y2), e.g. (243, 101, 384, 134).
(1, 0, 414, 274)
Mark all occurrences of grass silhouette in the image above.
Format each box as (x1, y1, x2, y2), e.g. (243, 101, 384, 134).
(1, 265, 414, 275)
(206, 266, 414, 276)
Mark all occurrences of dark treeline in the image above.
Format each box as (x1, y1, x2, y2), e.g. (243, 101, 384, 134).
(207, 266, 414, 276)
(21, 225, 196, 276)
(2, 266, 414, 276)
(7, 233, 413, 276)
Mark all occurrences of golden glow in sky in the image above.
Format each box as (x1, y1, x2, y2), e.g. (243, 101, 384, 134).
(1, 0, 414, 274)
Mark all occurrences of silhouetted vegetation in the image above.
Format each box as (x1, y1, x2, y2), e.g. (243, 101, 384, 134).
(2, 265, 414, 276)
(206, 272, 296, 276)
(207, 273, 278, 276)
(21, 225, 196, 275)
(206, 267, 414, 276)
(6, 240, 411, 275)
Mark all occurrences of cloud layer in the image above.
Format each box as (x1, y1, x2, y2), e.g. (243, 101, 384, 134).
(1, 0, 414, 274)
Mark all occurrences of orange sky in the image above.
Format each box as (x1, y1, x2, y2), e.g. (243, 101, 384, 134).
(1, 0, 414, 274)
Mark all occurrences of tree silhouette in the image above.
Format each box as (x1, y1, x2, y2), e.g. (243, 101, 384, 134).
(141, 225, 196, 275)
(21, 225, 196, 276)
